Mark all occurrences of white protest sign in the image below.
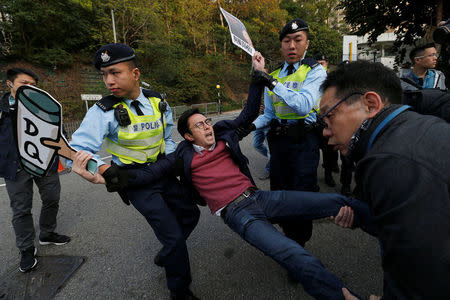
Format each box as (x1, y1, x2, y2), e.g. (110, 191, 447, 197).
(220, 7, 255, 56)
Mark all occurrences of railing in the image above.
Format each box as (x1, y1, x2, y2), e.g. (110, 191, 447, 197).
(64, 101, 228, 139)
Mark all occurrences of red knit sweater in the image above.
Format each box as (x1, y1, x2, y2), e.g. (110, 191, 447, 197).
(191, 140, 254, 214)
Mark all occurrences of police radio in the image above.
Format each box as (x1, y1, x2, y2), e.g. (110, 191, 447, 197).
(114, 104, 131, 126)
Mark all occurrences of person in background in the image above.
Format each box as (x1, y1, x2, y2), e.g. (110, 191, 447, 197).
(401, 42, 447, 90)
(0, 67, 70, 273)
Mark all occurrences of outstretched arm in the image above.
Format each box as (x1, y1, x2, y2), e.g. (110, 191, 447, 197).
(72, 150, 105, 184)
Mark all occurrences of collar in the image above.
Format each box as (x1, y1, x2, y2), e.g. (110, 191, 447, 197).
(347, 105, 409, 163)
(193, 142, 216, 154)
(282, 61, 300, 73)
(125, 88, 146, 105)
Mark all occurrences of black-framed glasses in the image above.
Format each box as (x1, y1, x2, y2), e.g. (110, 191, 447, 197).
(191, 118, 212, 130)
(317, 92, 364, 128)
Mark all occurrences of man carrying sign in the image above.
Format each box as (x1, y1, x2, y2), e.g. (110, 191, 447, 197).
(0, 68, 70, 273)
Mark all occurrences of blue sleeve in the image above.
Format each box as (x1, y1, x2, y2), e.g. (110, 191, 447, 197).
(253, 88, 276, 129)
(163, 103, 176, 154)
(271, 65, 326, 116)
(68, 106, 115, 168)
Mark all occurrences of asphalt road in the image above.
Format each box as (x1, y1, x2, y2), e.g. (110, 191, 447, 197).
(0, 111, 383, 300)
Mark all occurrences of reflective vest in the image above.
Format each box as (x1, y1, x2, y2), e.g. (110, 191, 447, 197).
(268, 65, 320, 120)
(105, 97, 166, 164)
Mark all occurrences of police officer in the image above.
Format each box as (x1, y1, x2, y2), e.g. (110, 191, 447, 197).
(69, 43, 200, 300)
(252, 19, 327, 247)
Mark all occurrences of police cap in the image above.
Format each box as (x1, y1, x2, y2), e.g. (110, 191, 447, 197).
(94, 43, 136, 70)
(314, 53, 327, 61)
(279, 18, 309, 41)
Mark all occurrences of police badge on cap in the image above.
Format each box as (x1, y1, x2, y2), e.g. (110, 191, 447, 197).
(94, 43, 136, 70)
(279, 18, 309, 41)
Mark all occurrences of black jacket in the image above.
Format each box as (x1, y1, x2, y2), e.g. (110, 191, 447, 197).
(350, 105, 450, 299)
(0, 92, 59, 180)
(129, 83, 264, 205)
(0, 93, 20, 180)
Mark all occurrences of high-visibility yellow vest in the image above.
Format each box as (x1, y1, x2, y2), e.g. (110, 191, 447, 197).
(105, 97, 166, 164)
(268, 65, 320, 119)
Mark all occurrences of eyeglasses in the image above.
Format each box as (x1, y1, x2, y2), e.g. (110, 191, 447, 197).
(191, 118, 212, 130)
(415, 53, 439, 59)
(317, 92, 364, 129)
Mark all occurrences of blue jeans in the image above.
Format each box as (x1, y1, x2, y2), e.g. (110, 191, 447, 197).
(222, 190, 373, 300)
(253, 128, 270, 173)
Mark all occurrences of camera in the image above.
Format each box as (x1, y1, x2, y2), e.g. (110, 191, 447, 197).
(433, 19, 450, 44)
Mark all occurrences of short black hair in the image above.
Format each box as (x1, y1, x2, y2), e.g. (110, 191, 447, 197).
(409, 43, 436, 64)
(6, 68, 39, 83)
(321, 60, 402, 105)
(177, 108, 204, 137)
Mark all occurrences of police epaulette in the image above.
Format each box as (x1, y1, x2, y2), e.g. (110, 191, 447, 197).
(272, 63, 284, 73)
(95, 95, 123, 112)
(142, 89, 162, 100)
(301, 57, 319, 69)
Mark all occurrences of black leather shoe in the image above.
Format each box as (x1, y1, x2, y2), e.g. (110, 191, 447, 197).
(341, 185, 352, 196)
(170, 289, 200, 300)
(154, 248, 164, 267)
(325, 171, 336, 187)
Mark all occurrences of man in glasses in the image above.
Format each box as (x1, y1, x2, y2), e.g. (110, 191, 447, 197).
(319, 60, 450, 299)
(401, 42, 447, 90)
(73, 53, 378, 299)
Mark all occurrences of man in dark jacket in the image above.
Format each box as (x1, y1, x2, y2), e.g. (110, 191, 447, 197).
(319, 60, 450, 299)
(0, 68, 70, 273)
(73, 53, 375, 300)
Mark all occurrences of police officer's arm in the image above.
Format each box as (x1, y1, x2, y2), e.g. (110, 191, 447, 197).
(272, 65, 326, 116)
(253, 89, 277, 129)
(163, 103, 177, 154)
(69, 105, 115, 171)
(72, 150, 106, 184)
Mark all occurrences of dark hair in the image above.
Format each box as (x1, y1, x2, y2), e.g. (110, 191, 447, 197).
(409, 43, 436, 64)
(126, 58, 138, 69)
(321, 60, 402, 105)
(177, 108, 204, 137)
(6, 67, 39, 83)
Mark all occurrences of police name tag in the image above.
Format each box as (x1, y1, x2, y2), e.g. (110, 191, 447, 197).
(15, 85, 97, 177)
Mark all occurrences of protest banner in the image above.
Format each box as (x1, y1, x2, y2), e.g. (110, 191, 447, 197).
(220, 7, 255, 56)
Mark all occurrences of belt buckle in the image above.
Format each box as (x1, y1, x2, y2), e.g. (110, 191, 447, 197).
(242, 189, 251, 198)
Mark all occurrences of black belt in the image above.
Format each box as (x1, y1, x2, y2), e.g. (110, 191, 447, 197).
(220, 187, 258, 219)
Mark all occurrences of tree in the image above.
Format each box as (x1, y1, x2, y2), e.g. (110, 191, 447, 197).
(0, 0, 94, 67)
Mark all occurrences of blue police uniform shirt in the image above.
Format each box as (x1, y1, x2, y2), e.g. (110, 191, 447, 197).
(69, 88, 176, 168)
(9, 94, 15, 106)
(253, 61, 326, 129)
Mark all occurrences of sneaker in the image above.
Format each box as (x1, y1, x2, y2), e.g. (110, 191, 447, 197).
(19, 247, 38, 273)
(39, 232, 71, 245)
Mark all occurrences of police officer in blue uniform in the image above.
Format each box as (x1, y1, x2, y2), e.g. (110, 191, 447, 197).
(252, 19, 327, 247)
(69, 43, 200, 300)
